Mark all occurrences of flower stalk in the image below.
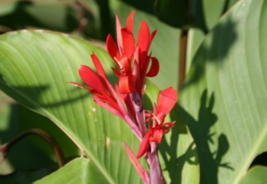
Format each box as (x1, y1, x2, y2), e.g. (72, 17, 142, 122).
(71, 11, 178, 184)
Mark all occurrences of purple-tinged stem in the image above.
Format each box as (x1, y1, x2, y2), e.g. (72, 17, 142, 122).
(124, 115, 142, 141)
(129, 92, 146, 135)
(147, 143, 164, 184)
(129, 92, 164, 184)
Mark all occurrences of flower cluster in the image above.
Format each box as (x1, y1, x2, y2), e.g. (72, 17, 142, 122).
(71, 11, 177, 184)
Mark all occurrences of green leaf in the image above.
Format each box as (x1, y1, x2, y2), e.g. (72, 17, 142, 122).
(187, 0, 240, 73)
(180, 0, 267, 183)
(35, 158, 108, 184)
(239, 166, 267, 184)
(0, 30, 198, 183)
(114, 2, 181, 90)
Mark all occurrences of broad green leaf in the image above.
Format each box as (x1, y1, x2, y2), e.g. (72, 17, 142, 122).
(0, 30, 198, 183)
(180, 0, 267, 183)
(35, 158, 108, 184)
(239, 166, 267, 184)
(187, 0, 240, 73)
(114, 2, 180, 90)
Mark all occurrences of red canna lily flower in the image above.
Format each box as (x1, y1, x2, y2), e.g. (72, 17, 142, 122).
(72, 11, 176, 184)
(137, 87, 178, 158)
(106, 11, 159, 94)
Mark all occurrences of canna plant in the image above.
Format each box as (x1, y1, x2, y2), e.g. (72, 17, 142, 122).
(0, 0, 266, 183)
(70, 12, 177, 184)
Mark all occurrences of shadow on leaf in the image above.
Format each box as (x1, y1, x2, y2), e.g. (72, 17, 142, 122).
(178, 89, 233, 184)
(159, 105, 198, 184)
(183, 16, 238, 90)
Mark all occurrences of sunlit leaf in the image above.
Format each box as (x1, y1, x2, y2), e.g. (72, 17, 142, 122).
(180, 0, 267, 183)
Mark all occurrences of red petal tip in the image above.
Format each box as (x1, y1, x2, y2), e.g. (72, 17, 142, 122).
(106, 34, 119, 60)
(146, 57, 159, 77)
(136, 131, 151, 158)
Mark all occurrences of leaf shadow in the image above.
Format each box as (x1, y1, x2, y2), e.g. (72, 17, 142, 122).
(158, 105, 198, 184)
(178, 89, 233, 184)
(183, 15, 238, 90)
(0, 72, 89, 110)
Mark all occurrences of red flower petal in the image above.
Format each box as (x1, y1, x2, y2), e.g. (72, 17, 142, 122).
(162, 121, 176, 133)
(116, 15, 123, 55)
(106, 34, 119, 60)
(79, 65, 106, 95)
(103, 77, 128, 116)
(138, 20, 150, 53)
(137, 130, 151, 158)
(149, 129, 164, 144)
(156, 87, 178, 120)
(94, 97, 123, 119)
(115, 83, 127, 100)
(123, 142, 150, 184)
(119, 75, 134, 94)
(126, 11, 135, 32)
(146, 57, 159, 77)
(111, 67, 120, 77)
(115, 55, 131, 75)
(91, 53, 106, 79)
(121, 28, 135, 60)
